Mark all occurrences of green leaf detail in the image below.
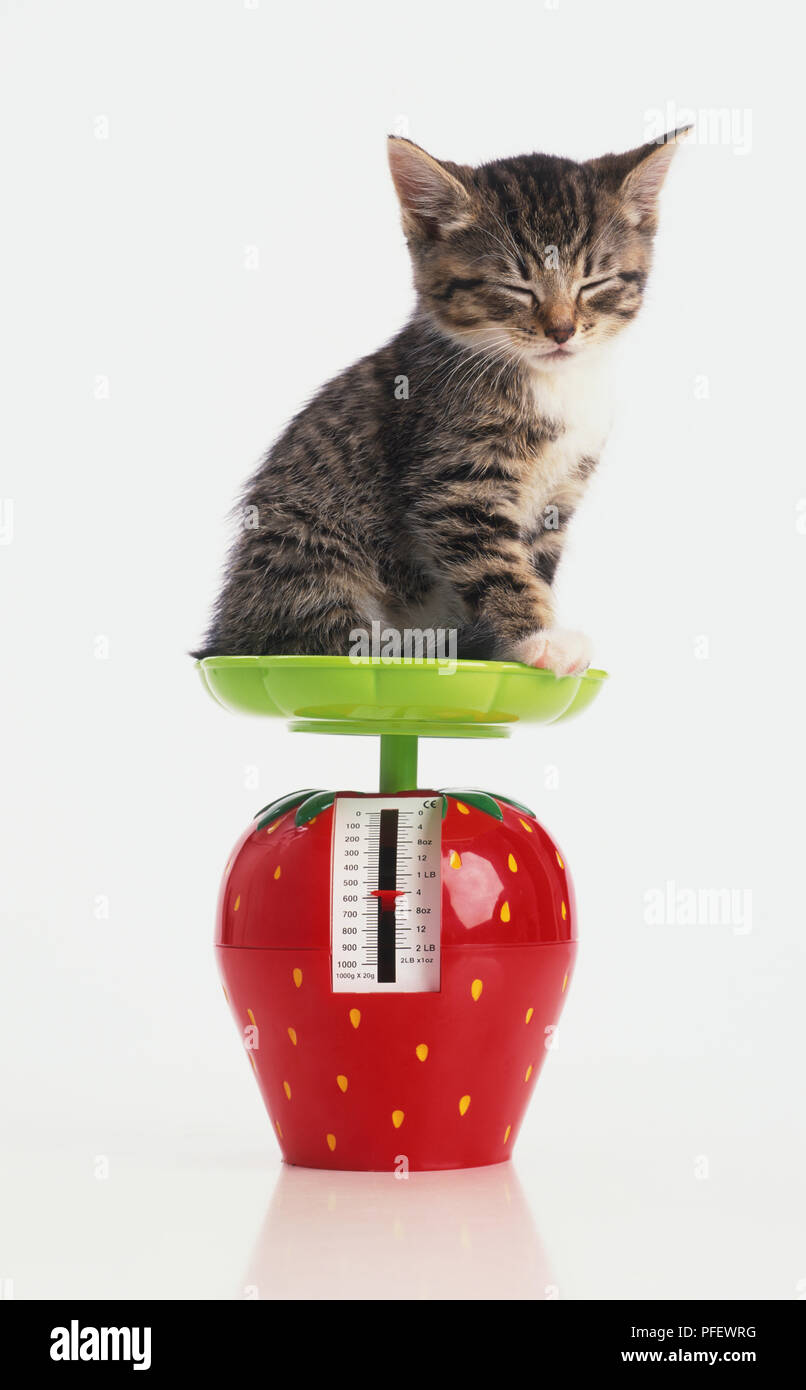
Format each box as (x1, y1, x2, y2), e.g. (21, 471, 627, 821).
(439, 789, 504, 821)
(255, 789, 319, 831)
(488, 792, 535, 818)
(294, 790, 336, 827)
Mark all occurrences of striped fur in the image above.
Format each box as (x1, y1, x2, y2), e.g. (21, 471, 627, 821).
(194, 129, 688, 666)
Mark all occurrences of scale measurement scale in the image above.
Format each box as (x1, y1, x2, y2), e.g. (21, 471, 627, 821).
(331, 795, 442, 993)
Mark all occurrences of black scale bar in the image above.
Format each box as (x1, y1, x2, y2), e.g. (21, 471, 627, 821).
(377, 808, 398, 982)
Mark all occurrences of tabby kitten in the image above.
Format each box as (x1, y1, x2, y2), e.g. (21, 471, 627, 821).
(194, 129, 688, 674)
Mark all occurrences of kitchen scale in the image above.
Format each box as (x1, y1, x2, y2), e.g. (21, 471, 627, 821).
(198, 654, 607, 1172)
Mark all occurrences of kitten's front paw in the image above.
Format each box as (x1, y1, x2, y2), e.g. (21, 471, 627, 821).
(514, 628, 592, 677)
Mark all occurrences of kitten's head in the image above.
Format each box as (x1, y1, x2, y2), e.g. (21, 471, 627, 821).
(388, 130, 689, 371)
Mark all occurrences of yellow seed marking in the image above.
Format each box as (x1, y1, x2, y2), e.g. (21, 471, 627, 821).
(283, 1080, 291, 1100)
(222, 985, 229, 1003)
(326, 1133, 336, 1152)
(556, 850, 564, 869)
(561, 900, 567, 921)
(226, 857, 233, 873)
(504, 1125, 512, 1144)
(562, 972, 568, 993)
(287, 1027, 297, 1046)
(392, 1109, 405, 1129)
(275, 1120, 283, 1138)
(349, 1008, 361, 1029)
(247, 1008, 256, 1025)
(266, 821, 279, 834)
(249, 1053, 257, 1071)
(456, 802, 470, 815)
(234, 894, 241, 911)
(416, 1043, 429, 1062)
(508, 853, 518, 873)
(449, 849, 462, 869)
(307, 816, 317, 826)
(525, 1007, 534, 1024)
(519, 818, 533, 833)
(459, 1094, 471, 1116)
(336, 1074, 348, 1093)
(525, 1064, 533, 1082)
(292, 967, 303, 988)
(471, 979, 483, 1002)
(500, 901, 511, 923)
(274, 865, 282, 880)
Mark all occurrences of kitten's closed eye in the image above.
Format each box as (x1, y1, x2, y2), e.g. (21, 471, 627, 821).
(440, 277, 538, 305)
(496, 282, 540, 304)
(578, 276, 620, 296)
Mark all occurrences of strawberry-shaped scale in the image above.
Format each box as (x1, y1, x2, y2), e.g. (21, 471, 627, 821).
(199, 655, 606, 1172)
(217, 786, 577, 1171)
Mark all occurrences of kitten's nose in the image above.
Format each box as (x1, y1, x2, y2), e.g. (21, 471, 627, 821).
(546, 320, 576, 344)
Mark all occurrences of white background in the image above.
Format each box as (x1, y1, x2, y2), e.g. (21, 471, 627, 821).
(1, 0, 804, 1300)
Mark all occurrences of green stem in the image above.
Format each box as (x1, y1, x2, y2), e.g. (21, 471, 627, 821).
(379, 735, 419, 793)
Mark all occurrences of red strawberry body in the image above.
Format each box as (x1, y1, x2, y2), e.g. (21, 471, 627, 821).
(216, 791, 576, 1171)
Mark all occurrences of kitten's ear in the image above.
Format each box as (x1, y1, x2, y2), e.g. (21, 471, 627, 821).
(387, 136, 472, 239)
(593, 126, 691, 228)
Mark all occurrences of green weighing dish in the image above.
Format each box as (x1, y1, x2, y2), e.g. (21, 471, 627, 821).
(197, 655, 608, 739)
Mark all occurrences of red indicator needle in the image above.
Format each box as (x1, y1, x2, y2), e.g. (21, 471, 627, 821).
(370, 889, 406, 910)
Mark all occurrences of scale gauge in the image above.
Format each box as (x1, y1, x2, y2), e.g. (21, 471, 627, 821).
(330, 795, 442, 993)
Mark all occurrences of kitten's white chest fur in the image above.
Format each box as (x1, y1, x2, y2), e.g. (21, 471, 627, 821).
(524, 350, 615, 505)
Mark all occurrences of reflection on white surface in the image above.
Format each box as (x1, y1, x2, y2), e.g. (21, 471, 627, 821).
(243, 1160, 554, 1300)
